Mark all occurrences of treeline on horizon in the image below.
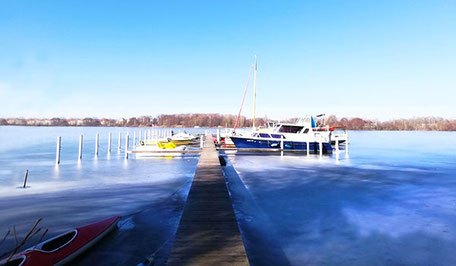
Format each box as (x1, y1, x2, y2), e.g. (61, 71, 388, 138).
(1, 114, 456, 131)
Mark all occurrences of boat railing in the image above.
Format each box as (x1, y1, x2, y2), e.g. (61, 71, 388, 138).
(332, 132, 348, 141)
(314, 132, 330, 143)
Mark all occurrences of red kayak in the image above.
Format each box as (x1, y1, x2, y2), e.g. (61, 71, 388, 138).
(1, 216, 119, 266)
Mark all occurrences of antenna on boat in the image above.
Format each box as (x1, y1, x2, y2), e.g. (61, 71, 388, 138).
(252, 55, 258, 131)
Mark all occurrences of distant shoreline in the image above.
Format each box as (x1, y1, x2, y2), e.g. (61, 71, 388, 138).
(1, 125, 455, 132)
(1, 114, 455, 131)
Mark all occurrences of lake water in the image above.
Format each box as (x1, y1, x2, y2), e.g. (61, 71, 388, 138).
(224, 130, 456, 265)
(0, 127, 455, 265)
(0, 126, 207, 265)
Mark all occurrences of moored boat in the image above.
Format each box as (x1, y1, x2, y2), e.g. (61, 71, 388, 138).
(170, 132, 197, 141)
(169, 132, 197, 145)
(229, 56, 347, 154)
(231, 115, 345, 153)
(0, 216, 119, 266)
(133, 142, 187, 157)
(141, 132, 197, 146)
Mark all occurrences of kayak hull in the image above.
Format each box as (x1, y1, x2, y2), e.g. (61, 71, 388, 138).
(1, 216, 119, 266)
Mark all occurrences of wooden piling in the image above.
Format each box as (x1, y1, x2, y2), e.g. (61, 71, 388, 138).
(345, 133, 349, 157)
(55, 136, 61, 164)
(125, 133, 129, 159)
(336, 139, 340, 161)
(95, 133, 99, 157)
(78, 135, 83, 160)
(280, 135, 284, 157)
(319, 141, 323, 157)
(108, 133, 112, 154)
(118, 132, 121, 152)
(23, 169, 29, 188)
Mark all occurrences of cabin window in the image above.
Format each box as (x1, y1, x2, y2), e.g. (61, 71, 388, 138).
(41, 230, 77, 252)
(271, 134, 282, 139)
(259, 133, 270, 138)
(279, 126, 304, 133)
(303, 128, 309, 133)
(253, 133, 258, 137)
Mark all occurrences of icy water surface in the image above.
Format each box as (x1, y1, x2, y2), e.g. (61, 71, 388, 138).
(0, 126, 206, 265)
(1, 127, 455, 265)
(225, 131, 456, 265)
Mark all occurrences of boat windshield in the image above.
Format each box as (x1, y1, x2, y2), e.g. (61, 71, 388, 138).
(279, 125, 304, 133)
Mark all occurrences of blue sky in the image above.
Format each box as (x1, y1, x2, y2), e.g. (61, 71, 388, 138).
(0, 0, 455, 120)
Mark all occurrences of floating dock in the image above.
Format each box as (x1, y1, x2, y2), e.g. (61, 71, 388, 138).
(167, 136, 249, 265)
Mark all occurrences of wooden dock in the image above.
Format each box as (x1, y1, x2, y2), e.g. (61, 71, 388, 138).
(167, 136, 249, 265)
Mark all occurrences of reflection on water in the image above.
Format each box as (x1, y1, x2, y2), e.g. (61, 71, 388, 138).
(226, 131, 456, 265)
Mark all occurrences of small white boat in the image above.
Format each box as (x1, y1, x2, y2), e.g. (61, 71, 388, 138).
(170, 132, 197, 141)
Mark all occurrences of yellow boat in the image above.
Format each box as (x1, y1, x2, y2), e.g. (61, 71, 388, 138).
(157, 142, 178, 149)
(169, 139, 192, 145)
(134, 141, 187, 157)
(142, 139, 191, 146)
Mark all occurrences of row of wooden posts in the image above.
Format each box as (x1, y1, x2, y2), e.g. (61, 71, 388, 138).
(270, 136, 348, 158)
(55, 129, 176, 164)
(276, 135, 348, 158)
(54, 129, 347, 164)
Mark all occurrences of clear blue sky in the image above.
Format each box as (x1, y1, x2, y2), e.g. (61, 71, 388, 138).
(1, 0, 455, 120)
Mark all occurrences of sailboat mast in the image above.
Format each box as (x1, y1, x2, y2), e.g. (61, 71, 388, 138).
(233, 64, 254, 133)
(252, 55, 257, 130)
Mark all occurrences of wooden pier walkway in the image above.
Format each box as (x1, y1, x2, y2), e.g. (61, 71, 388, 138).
(167, 136, 249, 265)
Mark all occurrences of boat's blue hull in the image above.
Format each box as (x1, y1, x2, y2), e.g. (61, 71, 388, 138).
(230, 137, 333, 153)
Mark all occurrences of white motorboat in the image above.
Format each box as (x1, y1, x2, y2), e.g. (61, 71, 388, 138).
(230, 115, 347, 153)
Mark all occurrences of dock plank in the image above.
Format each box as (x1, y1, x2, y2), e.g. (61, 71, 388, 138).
(167, 136, 249, 265)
